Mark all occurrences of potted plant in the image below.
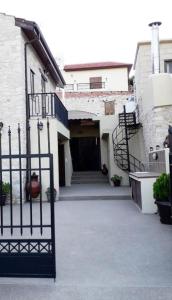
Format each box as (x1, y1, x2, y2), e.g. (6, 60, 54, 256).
(111, 175, 122, 186)
(46, 187, 57, 202)
(0, 181, 10, 206)
(153, 173, 172, 224)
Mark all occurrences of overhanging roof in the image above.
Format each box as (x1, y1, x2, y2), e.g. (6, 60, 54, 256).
(68, 110, 97, 120)
(15, 17, 66, 88)
(64, 61, 132, 72)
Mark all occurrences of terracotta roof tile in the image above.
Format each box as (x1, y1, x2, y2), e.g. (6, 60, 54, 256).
(64, 62, 132, 72)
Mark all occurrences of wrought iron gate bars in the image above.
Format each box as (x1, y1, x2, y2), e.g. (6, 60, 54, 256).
(0, 120, 56, 277)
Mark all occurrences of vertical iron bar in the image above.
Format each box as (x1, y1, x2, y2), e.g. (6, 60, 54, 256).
(29, 154, 33, 235)
(168, 125, 172, 205)
(51, 94, 54, 116)
(8, 126, 13, 235)
(50, 154, 56, 278)
(0, 127, 3, 235)
(18, 124, 23, 235)
(27, 122, 33, 235)
(37, 120, 43, 235)
(47, 118, 50, 154)
(123, 105, 130, 172)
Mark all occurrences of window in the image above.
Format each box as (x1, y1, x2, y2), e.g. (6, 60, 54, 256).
(89, 77, 102, 89)
(41, 74, 46, 93)
(30, 69, 35, 94)
(41, 75, 47, 118)
(164, 60, 172, 73)
(104, 101, 115, 115)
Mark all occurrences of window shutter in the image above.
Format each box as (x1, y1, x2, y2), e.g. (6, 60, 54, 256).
(105, 101, 115, 115)
(90, 77, 102, 89)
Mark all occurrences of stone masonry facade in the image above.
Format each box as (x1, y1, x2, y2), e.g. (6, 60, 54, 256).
(63, 91, 131, 117)
(134, 41, 172, 162)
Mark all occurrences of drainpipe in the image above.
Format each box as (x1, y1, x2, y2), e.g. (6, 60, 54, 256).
(148, 21, 162, 74)
(24, 36, 40, 194)
(24, 36, 40, 155)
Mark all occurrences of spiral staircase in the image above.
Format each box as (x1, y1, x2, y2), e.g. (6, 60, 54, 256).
(112, 106, 144, 172)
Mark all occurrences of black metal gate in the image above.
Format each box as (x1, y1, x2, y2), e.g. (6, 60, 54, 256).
(0, 121, 56, 278)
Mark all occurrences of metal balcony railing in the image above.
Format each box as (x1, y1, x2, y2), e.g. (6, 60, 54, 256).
(28, 93, 68, 128)
(77, 82, 105, 90)
(64, 84, 74, 91)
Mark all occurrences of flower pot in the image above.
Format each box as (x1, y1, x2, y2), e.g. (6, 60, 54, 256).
(26, 172, 41, 199)
(155, 200, 172, 224)
(46, 190, 57, 202)
(113, 180, 121, 187)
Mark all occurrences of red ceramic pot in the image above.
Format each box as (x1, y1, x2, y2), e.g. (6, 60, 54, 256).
(26, 172, 41, 198)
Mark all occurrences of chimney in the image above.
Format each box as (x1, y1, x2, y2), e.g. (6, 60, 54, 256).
(148, 21, 162, 74)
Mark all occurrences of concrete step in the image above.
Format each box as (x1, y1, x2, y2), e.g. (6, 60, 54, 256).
(60, 194, 131, 200)
(72, 171, 108, 184)
(72, 178, 108, 184)
(72, 171, 104, 176)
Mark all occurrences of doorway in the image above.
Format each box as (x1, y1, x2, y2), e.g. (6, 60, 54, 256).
(70, 137, 101, 171)
(58, 144, 65, 186)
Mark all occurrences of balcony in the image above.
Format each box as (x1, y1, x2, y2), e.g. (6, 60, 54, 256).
(64, 82, 105, 91)
(28, 93, 68, 128)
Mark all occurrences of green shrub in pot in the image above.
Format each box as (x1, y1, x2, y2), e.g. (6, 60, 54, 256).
(153, 173, 171, 224)
(153, 173, 170, 201)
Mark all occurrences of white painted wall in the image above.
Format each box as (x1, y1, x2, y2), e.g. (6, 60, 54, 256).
(63, 67, 129, 91)
(100, 115, 129, 186)
(22, 32, 56, 94)
(30, 118, 70, 200)
(135, 41, 172, 104)
(129, 174, 157, 214)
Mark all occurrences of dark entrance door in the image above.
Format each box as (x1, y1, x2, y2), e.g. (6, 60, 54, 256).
(58, 144, 65, 186)
(70, 137, 100, 171)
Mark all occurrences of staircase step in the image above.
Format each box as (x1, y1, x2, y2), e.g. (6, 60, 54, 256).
(72, 179, 108, 184)
(72, 171, 108, 184)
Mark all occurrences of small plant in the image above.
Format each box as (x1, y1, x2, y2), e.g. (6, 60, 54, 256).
(0, 182, 10, 206)
(1, 182, 10, 195)
(111, 175, 122, 186)
(111, 175, 122, 182)
(46, 187, 57, 202)
(46, 187, 57, 193)
(153, 173, 170, 201)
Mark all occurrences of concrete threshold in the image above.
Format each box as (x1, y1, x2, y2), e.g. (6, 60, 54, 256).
(59, 195, 131, 201)
(59, 183, 131, 201)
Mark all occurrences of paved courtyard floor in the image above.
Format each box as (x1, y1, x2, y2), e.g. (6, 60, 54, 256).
(1, 199, 172, 299)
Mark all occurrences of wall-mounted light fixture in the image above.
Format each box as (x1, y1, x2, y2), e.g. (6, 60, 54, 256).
(156, 145, 160, 150)
(150, 147, 153, 152)
(43, 69, 49, 76)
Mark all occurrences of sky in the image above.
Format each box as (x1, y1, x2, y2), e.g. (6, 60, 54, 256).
(0, 0, 172, 66)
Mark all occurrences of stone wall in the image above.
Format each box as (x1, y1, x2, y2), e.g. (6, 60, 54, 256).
(63, 91, 130, 117)
(134, 41, 172, 163)
(0, 13, 63, 201)
(0, 13, 26, 155)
